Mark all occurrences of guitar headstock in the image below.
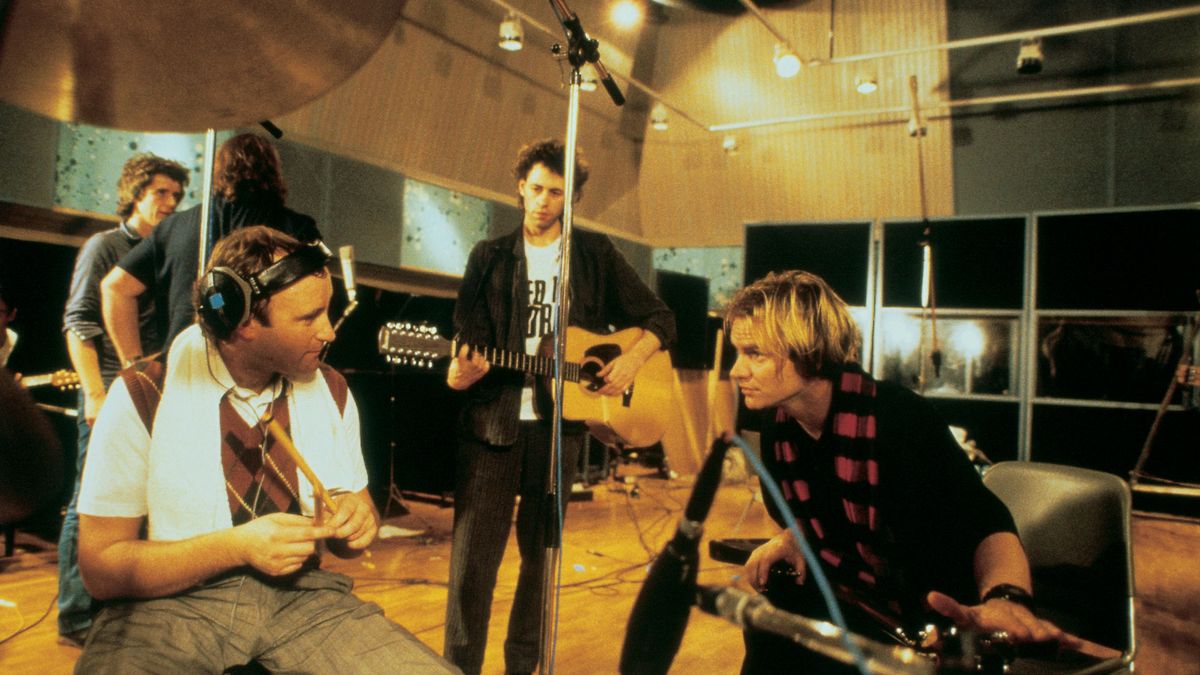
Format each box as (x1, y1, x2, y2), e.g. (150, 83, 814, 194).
(51, 369, 81, 391)
(378, 321, 452, 369)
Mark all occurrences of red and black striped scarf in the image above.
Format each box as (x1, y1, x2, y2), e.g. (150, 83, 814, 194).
(772, 363, 905, 621)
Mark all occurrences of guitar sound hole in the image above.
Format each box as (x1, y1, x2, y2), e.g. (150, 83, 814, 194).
(579, 362, 604, 392)
(581, 343, 622, 392)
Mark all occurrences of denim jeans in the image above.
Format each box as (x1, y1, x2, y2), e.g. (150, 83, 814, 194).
(56, 390, 95, 635)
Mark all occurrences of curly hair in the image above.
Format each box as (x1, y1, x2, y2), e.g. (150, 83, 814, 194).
(725, 270, 861, 379)
(512, 138, 590, 209)
(116, 154, 189, 219)
(213, 133, 288, 203)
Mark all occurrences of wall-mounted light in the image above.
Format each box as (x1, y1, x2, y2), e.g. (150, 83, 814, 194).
(498, 12, 523, 51)
(773, 43, 801, 79)
(650, 102, 669, 131)
(854, 75, 878, 95)
(1016, 37, 1043, 75)
(722, 134, 739, 155)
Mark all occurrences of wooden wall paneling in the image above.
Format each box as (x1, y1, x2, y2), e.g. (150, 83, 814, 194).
(277, 0, 649, 240)
(639, 0, 954, 247)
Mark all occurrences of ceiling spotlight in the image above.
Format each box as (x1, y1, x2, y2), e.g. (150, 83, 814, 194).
(855, 75, 878, 95)
(722, 134, 739, 155)
(650, 102, 669, 131)
(612, 1, 643, 29)
(773, 43, 801, 79)
(1016, 37, 1043, 75)
(498, 12, 523, 52)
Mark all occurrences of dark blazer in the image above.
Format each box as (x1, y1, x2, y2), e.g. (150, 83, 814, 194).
(453, 226, 676, 446)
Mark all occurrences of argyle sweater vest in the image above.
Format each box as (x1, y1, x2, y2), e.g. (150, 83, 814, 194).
(118, 360, 349, 525)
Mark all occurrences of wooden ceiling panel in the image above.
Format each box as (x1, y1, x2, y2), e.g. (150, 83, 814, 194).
(277, 0, 648, 239)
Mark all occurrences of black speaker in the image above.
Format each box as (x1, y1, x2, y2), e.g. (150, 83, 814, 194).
(655, 270, 709, 370)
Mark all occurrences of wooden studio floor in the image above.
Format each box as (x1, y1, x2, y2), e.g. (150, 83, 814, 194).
(1, 470, 1197, 674)
(0, 470, 776, 674)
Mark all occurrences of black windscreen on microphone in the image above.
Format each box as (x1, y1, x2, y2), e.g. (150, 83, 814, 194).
(619, 434, 733, 675)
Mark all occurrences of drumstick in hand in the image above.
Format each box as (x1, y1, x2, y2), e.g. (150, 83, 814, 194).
(260, 412, 337, 514)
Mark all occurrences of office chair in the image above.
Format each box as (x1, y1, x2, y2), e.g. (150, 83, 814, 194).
(983, 461, 1136, 672)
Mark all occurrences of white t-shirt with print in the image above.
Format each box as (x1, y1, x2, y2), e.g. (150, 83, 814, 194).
(520, 237, 561, 420)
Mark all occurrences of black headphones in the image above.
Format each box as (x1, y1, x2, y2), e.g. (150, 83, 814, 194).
(196, 240, 333, 340)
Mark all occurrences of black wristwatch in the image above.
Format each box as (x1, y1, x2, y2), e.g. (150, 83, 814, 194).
(981, 583, 1036, 612)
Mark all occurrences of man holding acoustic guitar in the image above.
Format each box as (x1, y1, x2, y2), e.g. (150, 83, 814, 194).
(443, 139, 675, 675)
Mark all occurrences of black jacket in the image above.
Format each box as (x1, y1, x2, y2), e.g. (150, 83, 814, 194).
(453, 226, 676, 446)
(118, 193, 320, 353)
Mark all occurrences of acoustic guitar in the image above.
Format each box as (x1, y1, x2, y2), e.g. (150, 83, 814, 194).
(19, 369, 80, 392)
(378, 323, 673, 448)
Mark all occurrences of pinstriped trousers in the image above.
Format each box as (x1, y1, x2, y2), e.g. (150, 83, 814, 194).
(442, 422, 584, 675)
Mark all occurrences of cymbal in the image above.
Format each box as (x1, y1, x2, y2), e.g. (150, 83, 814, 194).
(0, 0, 404, 132)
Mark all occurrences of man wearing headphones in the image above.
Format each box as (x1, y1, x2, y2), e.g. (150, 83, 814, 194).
(75, 226, 457, 673)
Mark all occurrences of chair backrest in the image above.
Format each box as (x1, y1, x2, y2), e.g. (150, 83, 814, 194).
(983, 461, 1135, 661)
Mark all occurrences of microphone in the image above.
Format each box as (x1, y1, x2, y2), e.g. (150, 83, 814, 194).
(330, 245, 358, 337)
(548, 0, 626, 107)
(695, 585, 933, 675)
(338, 245, 357, 306)
(619, 433, 732, 675)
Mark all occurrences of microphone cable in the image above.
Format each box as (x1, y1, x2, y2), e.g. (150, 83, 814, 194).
(731, 433, 870, 675)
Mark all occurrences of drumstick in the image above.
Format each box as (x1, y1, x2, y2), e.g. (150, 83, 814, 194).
(260, 412, 338, 514)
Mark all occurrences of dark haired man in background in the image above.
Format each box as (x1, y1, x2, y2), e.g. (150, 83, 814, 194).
(443, 139, 675, 674)
(58, 152, 189, 647)
(101, 132, 320, 364)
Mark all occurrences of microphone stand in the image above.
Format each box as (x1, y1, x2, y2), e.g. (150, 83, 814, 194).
(541, 2, 625, 672)
(196, 128, 217, 278)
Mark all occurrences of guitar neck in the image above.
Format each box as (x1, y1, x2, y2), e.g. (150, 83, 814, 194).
(461, 341, 580, 382)
(21, 374, 53, 388)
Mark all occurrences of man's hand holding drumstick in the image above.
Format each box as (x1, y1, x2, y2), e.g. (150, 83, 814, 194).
(263, 413, 380, 559)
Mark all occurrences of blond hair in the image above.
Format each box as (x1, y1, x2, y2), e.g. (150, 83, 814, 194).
(725, 270, 860, 378)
